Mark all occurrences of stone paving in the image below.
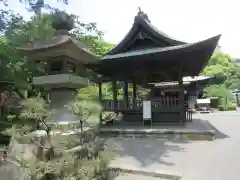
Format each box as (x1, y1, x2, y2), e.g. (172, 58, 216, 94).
(108, 112, 240, 180)
(101, 117, 213, 133)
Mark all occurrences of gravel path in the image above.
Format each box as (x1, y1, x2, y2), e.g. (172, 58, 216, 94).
(109, 112, 240, 180)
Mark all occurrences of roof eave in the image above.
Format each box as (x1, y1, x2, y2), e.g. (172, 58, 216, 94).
(101, 34, 221, 60)
(17, 35, 71, 51)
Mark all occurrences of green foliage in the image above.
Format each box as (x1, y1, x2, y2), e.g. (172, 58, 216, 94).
(217, 99, 236, 111)
(202, 51, 240, 105)
(5, 13, 54, 46)
(69, 99, 103, 126)
(203, 51, 240, 89)
(2, 0, 68, 14)
(102, 111, 123, 124)
(79, 36, 114, 56)
(0, 6, 113, 93)
(1, 96, 50, 139)
(202, 51, 233, 84)
(204, 84, 233, 99)
(77, 83, 116, 101)
(9, 94, 113, 180)
(21, 143, 114, 180)
(77, 84, 100, 101)
(20, 96, 50, 121)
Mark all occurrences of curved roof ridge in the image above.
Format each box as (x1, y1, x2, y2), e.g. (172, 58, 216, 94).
(106, 9, 186, 55)
(106, 22, 139, 55)
(140, 17, 186, 45)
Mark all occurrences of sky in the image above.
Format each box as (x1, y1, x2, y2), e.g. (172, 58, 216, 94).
(3, 0, 240, 57)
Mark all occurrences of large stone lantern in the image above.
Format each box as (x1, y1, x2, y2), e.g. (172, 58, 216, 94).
(18, 12, 99, 123)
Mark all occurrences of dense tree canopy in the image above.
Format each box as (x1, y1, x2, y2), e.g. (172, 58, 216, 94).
(202, 50, 240, 102)
(0, 3, 114, 93)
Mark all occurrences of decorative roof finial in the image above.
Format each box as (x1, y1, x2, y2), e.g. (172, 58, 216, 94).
(138, 7, 142, 13)
(135, 7, 151, 22)
(137, 7, 144, 16)
(52, 11, 74, 34)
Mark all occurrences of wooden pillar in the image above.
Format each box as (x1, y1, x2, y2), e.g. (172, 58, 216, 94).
(112, 79, 117, 109)
(178, 69, 185, 124)
(132, 82, 137, 108)
(98, 75, 103, 122)
(236, 93, 239, 106)
(98, 76, 102, 102)
(45, 62, 50, 74)
(124, 80, 129, 108)
(62, 60, 68, 73)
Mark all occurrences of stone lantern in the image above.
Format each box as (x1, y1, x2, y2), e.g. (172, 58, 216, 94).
(18, 12, 98, 123)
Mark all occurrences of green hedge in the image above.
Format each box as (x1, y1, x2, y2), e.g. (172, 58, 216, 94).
(218, 103, 236, 111)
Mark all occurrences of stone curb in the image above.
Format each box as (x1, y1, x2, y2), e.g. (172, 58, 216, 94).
(100, 128, 215, 141)
(108, 165, 182, 180)
(100, 128, 215, 134)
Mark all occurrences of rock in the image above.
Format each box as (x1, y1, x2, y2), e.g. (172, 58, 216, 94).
(0, 161, 28, 180)
(0, 138, 41, 179)
(7, 138, 39, 163)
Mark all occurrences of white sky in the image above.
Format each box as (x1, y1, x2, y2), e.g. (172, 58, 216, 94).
(3, 0, 240, 57)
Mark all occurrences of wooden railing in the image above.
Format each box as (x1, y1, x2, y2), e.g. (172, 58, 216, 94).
(186, 110, 193, 122)
(102, 96, 179, 110)
(151, 97, 179, 108)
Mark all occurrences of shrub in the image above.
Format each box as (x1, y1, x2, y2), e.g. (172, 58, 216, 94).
(226, 103, 236, 110)
(102, 111, 123, 124)
(218, 103, 236, 111)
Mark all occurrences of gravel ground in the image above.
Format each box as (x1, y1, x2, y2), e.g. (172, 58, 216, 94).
(109, 112, 240, 180)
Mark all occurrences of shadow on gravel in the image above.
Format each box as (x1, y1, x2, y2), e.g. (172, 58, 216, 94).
(107, 137, 188, 168)
(203, 120, 230, 139)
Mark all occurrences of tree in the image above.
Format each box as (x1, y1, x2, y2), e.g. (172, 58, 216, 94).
(79, 37, 114, 56)
(69, 84, 103, 132)
(1, 0, 68, 14)
(202, 50, 240, 101)
(204, 84, 233, 99)
(0, 9, 112, 99)
(202, 51, 233, 85)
